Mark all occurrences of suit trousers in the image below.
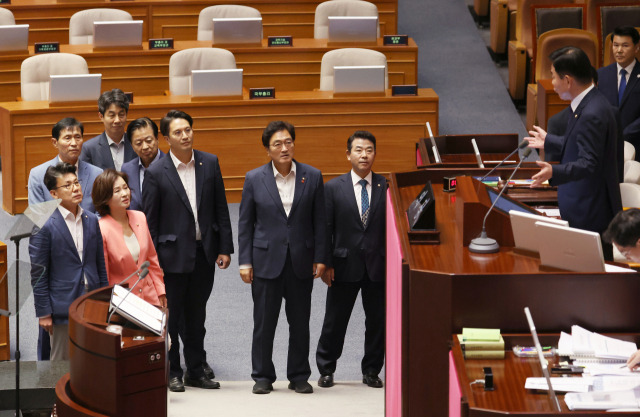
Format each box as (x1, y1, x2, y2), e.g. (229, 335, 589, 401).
(164, 245, 214, 379)
(316, 274, 385, 376)
(37, 327, 51, 360)
(251, 251, 313, 383)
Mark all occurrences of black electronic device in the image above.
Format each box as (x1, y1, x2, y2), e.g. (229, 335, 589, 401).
(34, 42, 60, 54)
(391, 84, 417, 96)
(406, 181, 436, 230)
(250, 87, 276, 99)
(383, 34, 408, 46)
(149, 38, 174, 50)
(268, 36, 293, 47)
(443, 176, 456, 192)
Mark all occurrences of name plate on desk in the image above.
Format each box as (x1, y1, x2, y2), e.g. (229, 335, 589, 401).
(383, 35, 408, 46)
(250, 87, 275, 99)
(149, 38, 173, 50)
(268, 36, 293, 47)
(35, 42, 60, 54)
(392, 84, 417, 96)
(0, 0, 10, 4)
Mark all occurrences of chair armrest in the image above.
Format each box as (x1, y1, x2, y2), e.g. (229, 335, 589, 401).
(489, 0, 509, 54)
(508, 39, 527, 100)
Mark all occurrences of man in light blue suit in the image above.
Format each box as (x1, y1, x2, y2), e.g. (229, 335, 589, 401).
(28, 117, 103, 214)
(121, 117, 165, 211)
(29, 162, 108, 360)
(27, 117, 102, 361)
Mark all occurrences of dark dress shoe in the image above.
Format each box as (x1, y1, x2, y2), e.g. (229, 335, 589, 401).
(184, 375, 221, 389)
(288, 381, 313, 393)
(362, 374, 383, 388)
(317, 374, 334, 388)
(252, 380, 274, 394)
(203, 362, 215, 380)
(169, 377, 185, 392)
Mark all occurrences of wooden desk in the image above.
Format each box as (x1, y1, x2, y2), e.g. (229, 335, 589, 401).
(0, 89, 438, 214)
(536, 79, 569, 131)
(0, 38, 418, 102)
(416, 134, 520, 167)
(0, 242, 7, 361)
(387, 168, 640, 417)
(5, 0, 398, 45)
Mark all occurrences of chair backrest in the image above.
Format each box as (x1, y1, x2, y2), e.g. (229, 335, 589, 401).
(515, 0, 574, 54)
(620, 182, 640, 208)
(314, 0, 379, 39)
(319, 48, 387, 91)
(624, 160, 640, 184)
(0, 7, 15, 25)
(596, 5, 640, 66)
(197, 5, 262, 42)
(586, 0, 639, 32)
(169, 47, 237, 95)
(535, 28, 598, 80)
(603, 27, 640, 67)
(625, 141, 636, 162)
(69, 8, 133, 45)
(21, 53, 89, 101)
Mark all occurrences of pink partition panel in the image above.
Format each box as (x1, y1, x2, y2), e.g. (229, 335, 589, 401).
(449, 351, 462, 417)
(386, 188, 403, 417)
(416, 148, 423, 166)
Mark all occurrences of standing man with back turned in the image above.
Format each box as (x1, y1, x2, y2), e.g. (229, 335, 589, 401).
(143, 110, 233, 392)
(238, 121, 326, 395)
(527, 47, 622, 259)
(316, 130, 386, 389)
(597, 26, 640, 160)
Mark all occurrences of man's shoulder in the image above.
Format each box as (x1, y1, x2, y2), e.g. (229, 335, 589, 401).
(326, 172, 350, 188)
(121, 157, 141, 173)
(296, 161, 322, 177)
(29, 157, 57, 177)
(78, 160, 103, 176)
(245, 163, 269, 180)
(83, 133, 105, 149)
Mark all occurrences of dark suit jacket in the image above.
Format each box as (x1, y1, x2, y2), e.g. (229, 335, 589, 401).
(598, 59, 640, 155)
(80, 132, 136, 170)
(121, 150, 165, 211)
(142, 150, 234, 274)
(238, 161, 327, 280)
(29, 209, 108, 325)
(325, 172, 386, 283)
(545, 87, 622, 234)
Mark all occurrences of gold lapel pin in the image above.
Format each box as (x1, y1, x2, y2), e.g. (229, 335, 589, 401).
(199, 162, 203, 165)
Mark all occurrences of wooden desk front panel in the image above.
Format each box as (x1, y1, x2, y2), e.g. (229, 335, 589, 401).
(1, 89, 437, 214)
(0, 39, 417, 102)
(0, 242, 8, 361)
(6, 0, 397, 45)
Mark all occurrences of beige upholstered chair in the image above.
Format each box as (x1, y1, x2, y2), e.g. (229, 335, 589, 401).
(314, 0, 379, 39)
(620, 183, 640, 208)
(625, 141, 636, 163)
(197, 5, 262, 42)
(168, 48, 237, 95)
(319, 48, 387, 91)
(20, 53, 89, 101)
(69, 9, 133, 45)
(624, 160, 640, 185)
(0, 7, 16, 25)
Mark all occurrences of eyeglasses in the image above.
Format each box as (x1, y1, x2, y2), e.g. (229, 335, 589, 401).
(55, 180, 81, 191)
(270, 140, 294, 150)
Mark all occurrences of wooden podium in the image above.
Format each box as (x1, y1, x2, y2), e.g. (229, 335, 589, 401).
(55, 286, 168, 417)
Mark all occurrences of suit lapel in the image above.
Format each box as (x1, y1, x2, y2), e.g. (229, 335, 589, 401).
(261, 163, 287, 219)
(98, 133, 115, 170)
(561, 89, 594, 156)
(163, 155, 194, 215)
(620, 60, 640, 107)
(368, 173, 384, 221)
(50, 209, 81, 263)
(81, 211, 92, 266)
(129, 159, 142, 196)
(123, 133, 136, 162)
(289, 162, 307, 218)
(340, 174, 362, 227)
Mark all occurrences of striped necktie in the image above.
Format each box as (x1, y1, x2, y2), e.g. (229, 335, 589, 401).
(359, 179, 369, 225)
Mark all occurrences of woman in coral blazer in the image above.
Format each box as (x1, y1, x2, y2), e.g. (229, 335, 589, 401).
(92, 169, 166, 307)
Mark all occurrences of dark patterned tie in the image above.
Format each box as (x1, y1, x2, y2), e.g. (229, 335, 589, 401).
(359, 179, 369, 226)
(619, 68, 627, 105)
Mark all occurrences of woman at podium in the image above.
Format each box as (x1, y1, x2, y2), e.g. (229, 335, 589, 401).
(92, 169, 166, 307)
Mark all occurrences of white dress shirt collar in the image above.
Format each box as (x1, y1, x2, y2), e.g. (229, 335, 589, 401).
(272, 160, 296, 178)
(170, 150, 195, 168)
(571, 84, 595, 113)
(617, 60, 637, 78)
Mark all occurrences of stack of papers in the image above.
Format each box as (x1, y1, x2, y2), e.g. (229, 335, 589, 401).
(557, 325, 637, 363)
(565, 387, 640, 411)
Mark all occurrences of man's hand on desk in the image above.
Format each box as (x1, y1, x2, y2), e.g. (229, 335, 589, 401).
(531, 160, 552, 188)
(626, 349, 640, 370)
(525, 125, 547, 149)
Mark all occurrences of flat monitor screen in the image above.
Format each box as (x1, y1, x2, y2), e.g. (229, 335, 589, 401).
(190, 69, 243, 97)
(212, 17, 262, 44)
(333, 65, 385, 93)
(0, 24, 29, 52)
(49, 74, 101, 102)
(93, 21, 143, 47)
(328, 16, 378, 42)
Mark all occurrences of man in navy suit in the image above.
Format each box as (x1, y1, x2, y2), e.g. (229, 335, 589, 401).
(528, 47, 622, 258)
(143, 110, 233, 392)
(121, 117, 165, 211)
(29, 162, 108, 360)
(316, 131, 386, 389)
(597, 27, 640, 160)
(238, 121, 326, 395)
(80, 89, 136, 170)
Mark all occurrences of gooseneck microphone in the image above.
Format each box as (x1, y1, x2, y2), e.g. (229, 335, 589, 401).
(107, 265, 150, 325)
(118, 261, 150, 287)
(469, 147, 533, 254)
(480, 140, 529, 181)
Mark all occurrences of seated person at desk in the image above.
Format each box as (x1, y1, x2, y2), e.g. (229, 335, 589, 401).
(81, 89, 136, 171)
(29, 162, 109, 360)
(603, 209, 640, 369)
(92, 169, 166, 307)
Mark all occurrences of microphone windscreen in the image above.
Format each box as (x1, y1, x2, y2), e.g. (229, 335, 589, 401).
(523, 147, 533, 157)
(519, 140, 529, 149)
(140, 269, 150, 279)
(140, 261, 150, 269)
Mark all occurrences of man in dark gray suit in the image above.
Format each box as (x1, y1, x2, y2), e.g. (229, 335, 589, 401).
(238, 121, 326, 395)
(143, 110, 233, 392)
(80, 89, 135, 170)
(316, 130, 386, 389)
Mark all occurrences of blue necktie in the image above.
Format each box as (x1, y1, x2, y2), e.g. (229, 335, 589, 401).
(619, 68, 628, 105)
(359, 179, 369, 225)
